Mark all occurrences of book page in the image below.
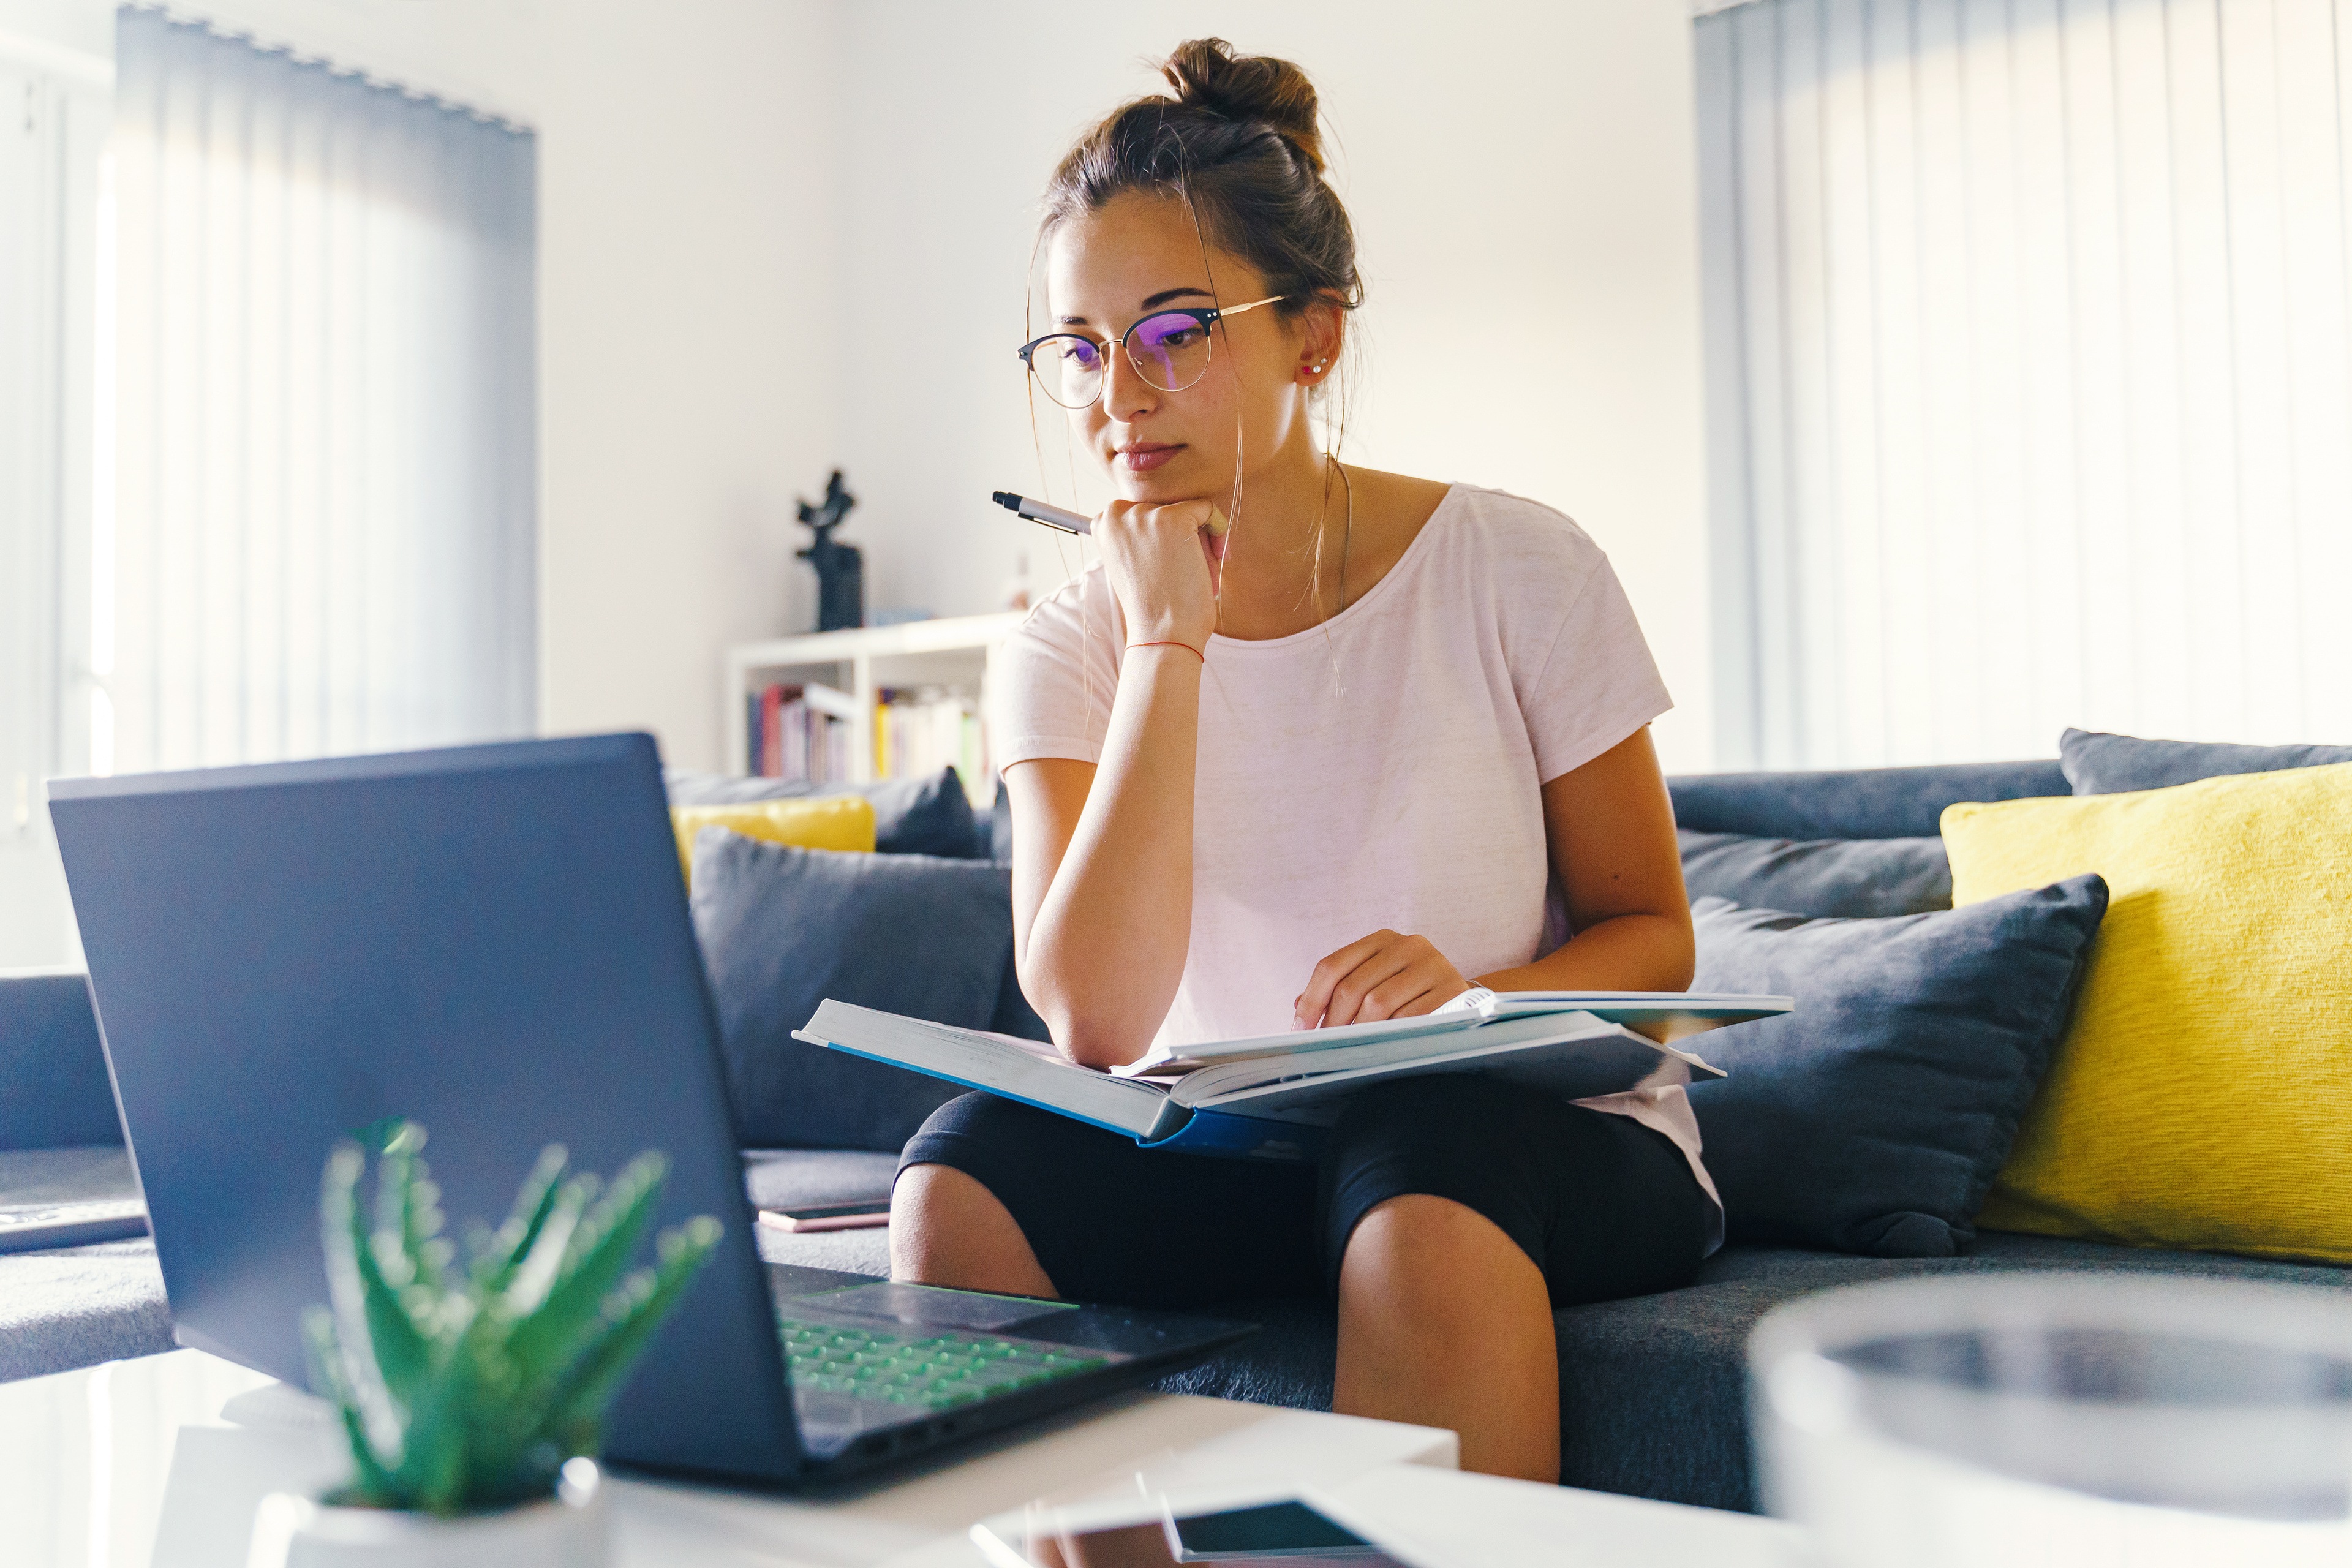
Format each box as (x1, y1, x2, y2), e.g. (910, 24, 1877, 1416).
(794, 1001, 1171, 1139)
(1169, 1012, 1628, 1105)
(1118, 990, 1789, 1077)
(1188, 1023, 1719, 1120)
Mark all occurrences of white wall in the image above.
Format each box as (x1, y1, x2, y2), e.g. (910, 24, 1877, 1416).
(831, 1, 1717, 771)
(0, 0, 1712, 796)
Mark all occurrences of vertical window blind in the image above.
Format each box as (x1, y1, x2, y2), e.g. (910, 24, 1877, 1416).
(2, 58, 101, 844)
(107, 9, 538, 775)
(0, 50, 104, 966)
(1698, 0, 2352, 768)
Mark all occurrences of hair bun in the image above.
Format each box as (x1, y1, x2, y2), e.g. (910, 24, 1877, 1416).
(1161, 38, 1325, 176)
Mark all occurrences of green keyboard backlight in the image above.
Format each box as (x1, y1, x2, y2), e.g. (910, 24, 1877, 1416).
(777, 1314, 1109, 1411)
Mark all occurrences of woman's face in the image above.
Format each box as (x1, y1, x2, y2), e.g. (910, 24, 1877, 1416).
(1044, 191, 1329, 504)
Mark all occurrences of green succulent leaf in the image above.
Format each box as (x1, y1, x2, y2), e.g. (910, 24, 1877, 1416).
(319, 1143, 413, 1466)
(401, 1338, 483, 1517)
(503, 1154, 668, 1389)
(541, 1216, 723, 1438)
(305, 1128, 718, 1517)
(301, 1304, 396, 1502)
(350, 1178, 434, 1406)
(500, 1173, 599, 1320)
(473, 1144, 569, 1292)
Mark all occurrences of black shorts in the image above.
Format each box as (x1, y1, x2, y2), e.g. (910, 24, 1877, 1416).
(896, 1074, 1714, 1310)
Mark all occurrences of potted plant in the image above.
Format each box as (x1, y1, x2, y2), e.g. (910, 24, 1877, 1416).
(247, 1122, 720, 1567)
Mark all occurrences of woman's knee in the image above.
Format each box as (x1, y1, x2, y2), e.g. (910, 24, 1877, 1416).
(908, 1088, 1040, 1144)
(889, 1161, 1058, 1296)
(1322, 1078, 1557, 1292)
(889, 1159, 998, 1245)
(1338, 1193, 1532, 1296)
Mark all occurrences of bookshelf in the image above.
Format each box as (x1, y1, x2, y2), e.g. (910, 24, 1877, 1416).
(722, 612, 1028, 793)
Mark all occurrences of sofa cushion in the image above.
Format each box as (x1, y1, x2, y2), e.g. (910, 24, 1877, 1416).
(2059, 726, 2352, 795)
(740, 1148, 902, 1278)
(0, 1239, 175, 1382)
(1548, 1230, 2352, 1513)
(671, 795, 874, 883)
(1131, 1227, 2352, 1515)
(666, 766, 984, 859)
(0, 973, 123, 1150)
(1668, 760, 2067, 840)
(690, 833, 1013, 1149)
(741, 1148, 899, 1212)
(1945, 763, 2352, 1262)
(1678, 829, 1950, 918)
(1685, 876, 2109, 1257)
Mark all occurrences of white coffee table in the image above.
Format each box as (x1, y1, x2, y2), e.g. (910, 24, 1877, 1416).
(894, 1462, 1804, 1568)
(0, 1348, 1798, 1567)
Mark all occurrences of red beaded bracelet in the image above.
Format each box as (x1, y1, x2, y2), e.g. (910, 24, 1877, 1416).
(1126, 640, 1205, 662)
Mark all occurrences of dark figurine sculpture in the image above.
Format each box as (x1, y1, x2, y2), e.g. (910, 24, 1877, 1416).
(796, 470, 864, 632)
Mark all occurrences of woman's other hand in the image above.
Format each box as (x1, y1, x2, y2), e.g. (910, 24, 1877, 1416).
(1096, 497, 1227, 651)
(1294, 930, 1472, 1029)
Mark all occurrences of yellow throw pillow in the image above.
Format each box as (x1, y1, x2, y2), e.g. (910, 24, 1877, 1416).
(1941, 762, 2352, 1263)
(671, 795, 875, 884)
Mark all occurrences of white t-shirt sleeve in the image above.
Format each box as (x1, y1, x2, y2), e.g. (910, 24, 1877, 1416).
(1517, 538, 1672, 783)
(989, 568, 1125, 772)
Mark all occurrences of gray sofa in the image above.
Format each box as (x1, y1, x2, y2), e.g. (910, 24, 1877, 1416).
(5, 758, 2344, 1513)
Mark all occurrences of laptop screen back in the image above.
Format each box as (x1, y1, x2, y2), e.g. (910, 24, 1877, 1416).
(49, 734, 804, 1484)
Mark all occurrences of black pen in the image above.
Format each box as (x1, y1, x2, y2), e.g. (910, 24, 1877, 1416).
(991, 491, 1093, 537)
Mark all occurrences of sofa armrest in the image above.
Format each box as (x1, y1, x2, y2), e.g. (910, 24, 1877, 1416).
(0, 972, 126, 1152)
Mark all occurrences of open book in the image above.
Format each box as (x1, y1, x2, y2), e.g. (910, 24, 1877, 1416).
(792, 989, 1791, 1161)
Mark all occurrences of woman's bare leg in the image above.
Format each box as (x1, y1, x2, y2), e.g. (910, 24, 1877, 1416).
(890, 1162, 1059, 1298)
(1332, 1194, 1559, 1482)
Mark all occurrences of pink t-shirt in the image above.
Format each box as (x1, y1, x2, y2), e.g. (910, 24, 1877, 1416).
(994, 483, 1721, 1250)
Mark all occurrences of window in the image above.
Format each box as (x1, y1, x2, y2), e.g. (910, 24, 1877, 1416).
(1698, 0, 2352, 767)
(0, 51, 105, 966)
(0, 13, 540, 966)
(106, 10, 539, 775)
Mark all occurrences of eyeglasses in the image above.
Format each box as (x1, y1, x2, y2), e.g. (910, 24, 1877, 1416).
(1017, 295, 1287, 410)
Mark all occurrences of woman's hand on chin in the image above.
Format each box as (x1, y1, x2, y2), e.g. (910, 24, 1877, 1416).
(1294, 930, 1474, 1030)
(1096, 497, 1227, 651)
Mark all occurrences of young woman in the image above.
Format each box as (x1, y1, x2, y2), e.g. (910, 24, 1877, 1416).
(889, 39, 1712, 1483)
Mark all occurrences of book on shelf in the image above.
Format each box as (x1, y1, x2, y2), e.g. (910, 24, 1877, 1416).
(747, 680, 859, 783)
(793, 987, 1793, 1161)
(875, 685, 989, 805)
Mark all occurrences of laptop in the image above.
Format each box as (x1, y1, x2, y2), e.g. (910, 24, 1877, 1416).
(48, 734, 1254, 1488)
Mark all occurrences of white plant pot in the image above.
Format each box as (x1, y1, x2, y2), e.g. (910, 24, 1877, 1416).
(246, 1459, 609, 1568)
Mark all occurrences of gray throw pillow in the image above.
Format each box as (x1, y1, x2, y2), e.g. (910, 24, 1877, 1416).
(1686, 875, 2108, 1259)
(990, 777, 1014, 863)
(1678, 829, 1950, 918)
(2060, 728, 2352, 796)
(665, 765, 984, 858)
(690, 831, 1017, 1149)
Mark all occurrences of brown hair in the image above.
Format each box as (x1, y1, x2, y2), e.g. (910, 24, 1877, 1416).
(1042, 39, 1365, 333)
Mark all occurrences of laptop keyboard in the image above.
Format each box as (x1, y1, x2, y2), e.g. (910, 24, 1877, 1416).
(778, 1314, 1112, 1411)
